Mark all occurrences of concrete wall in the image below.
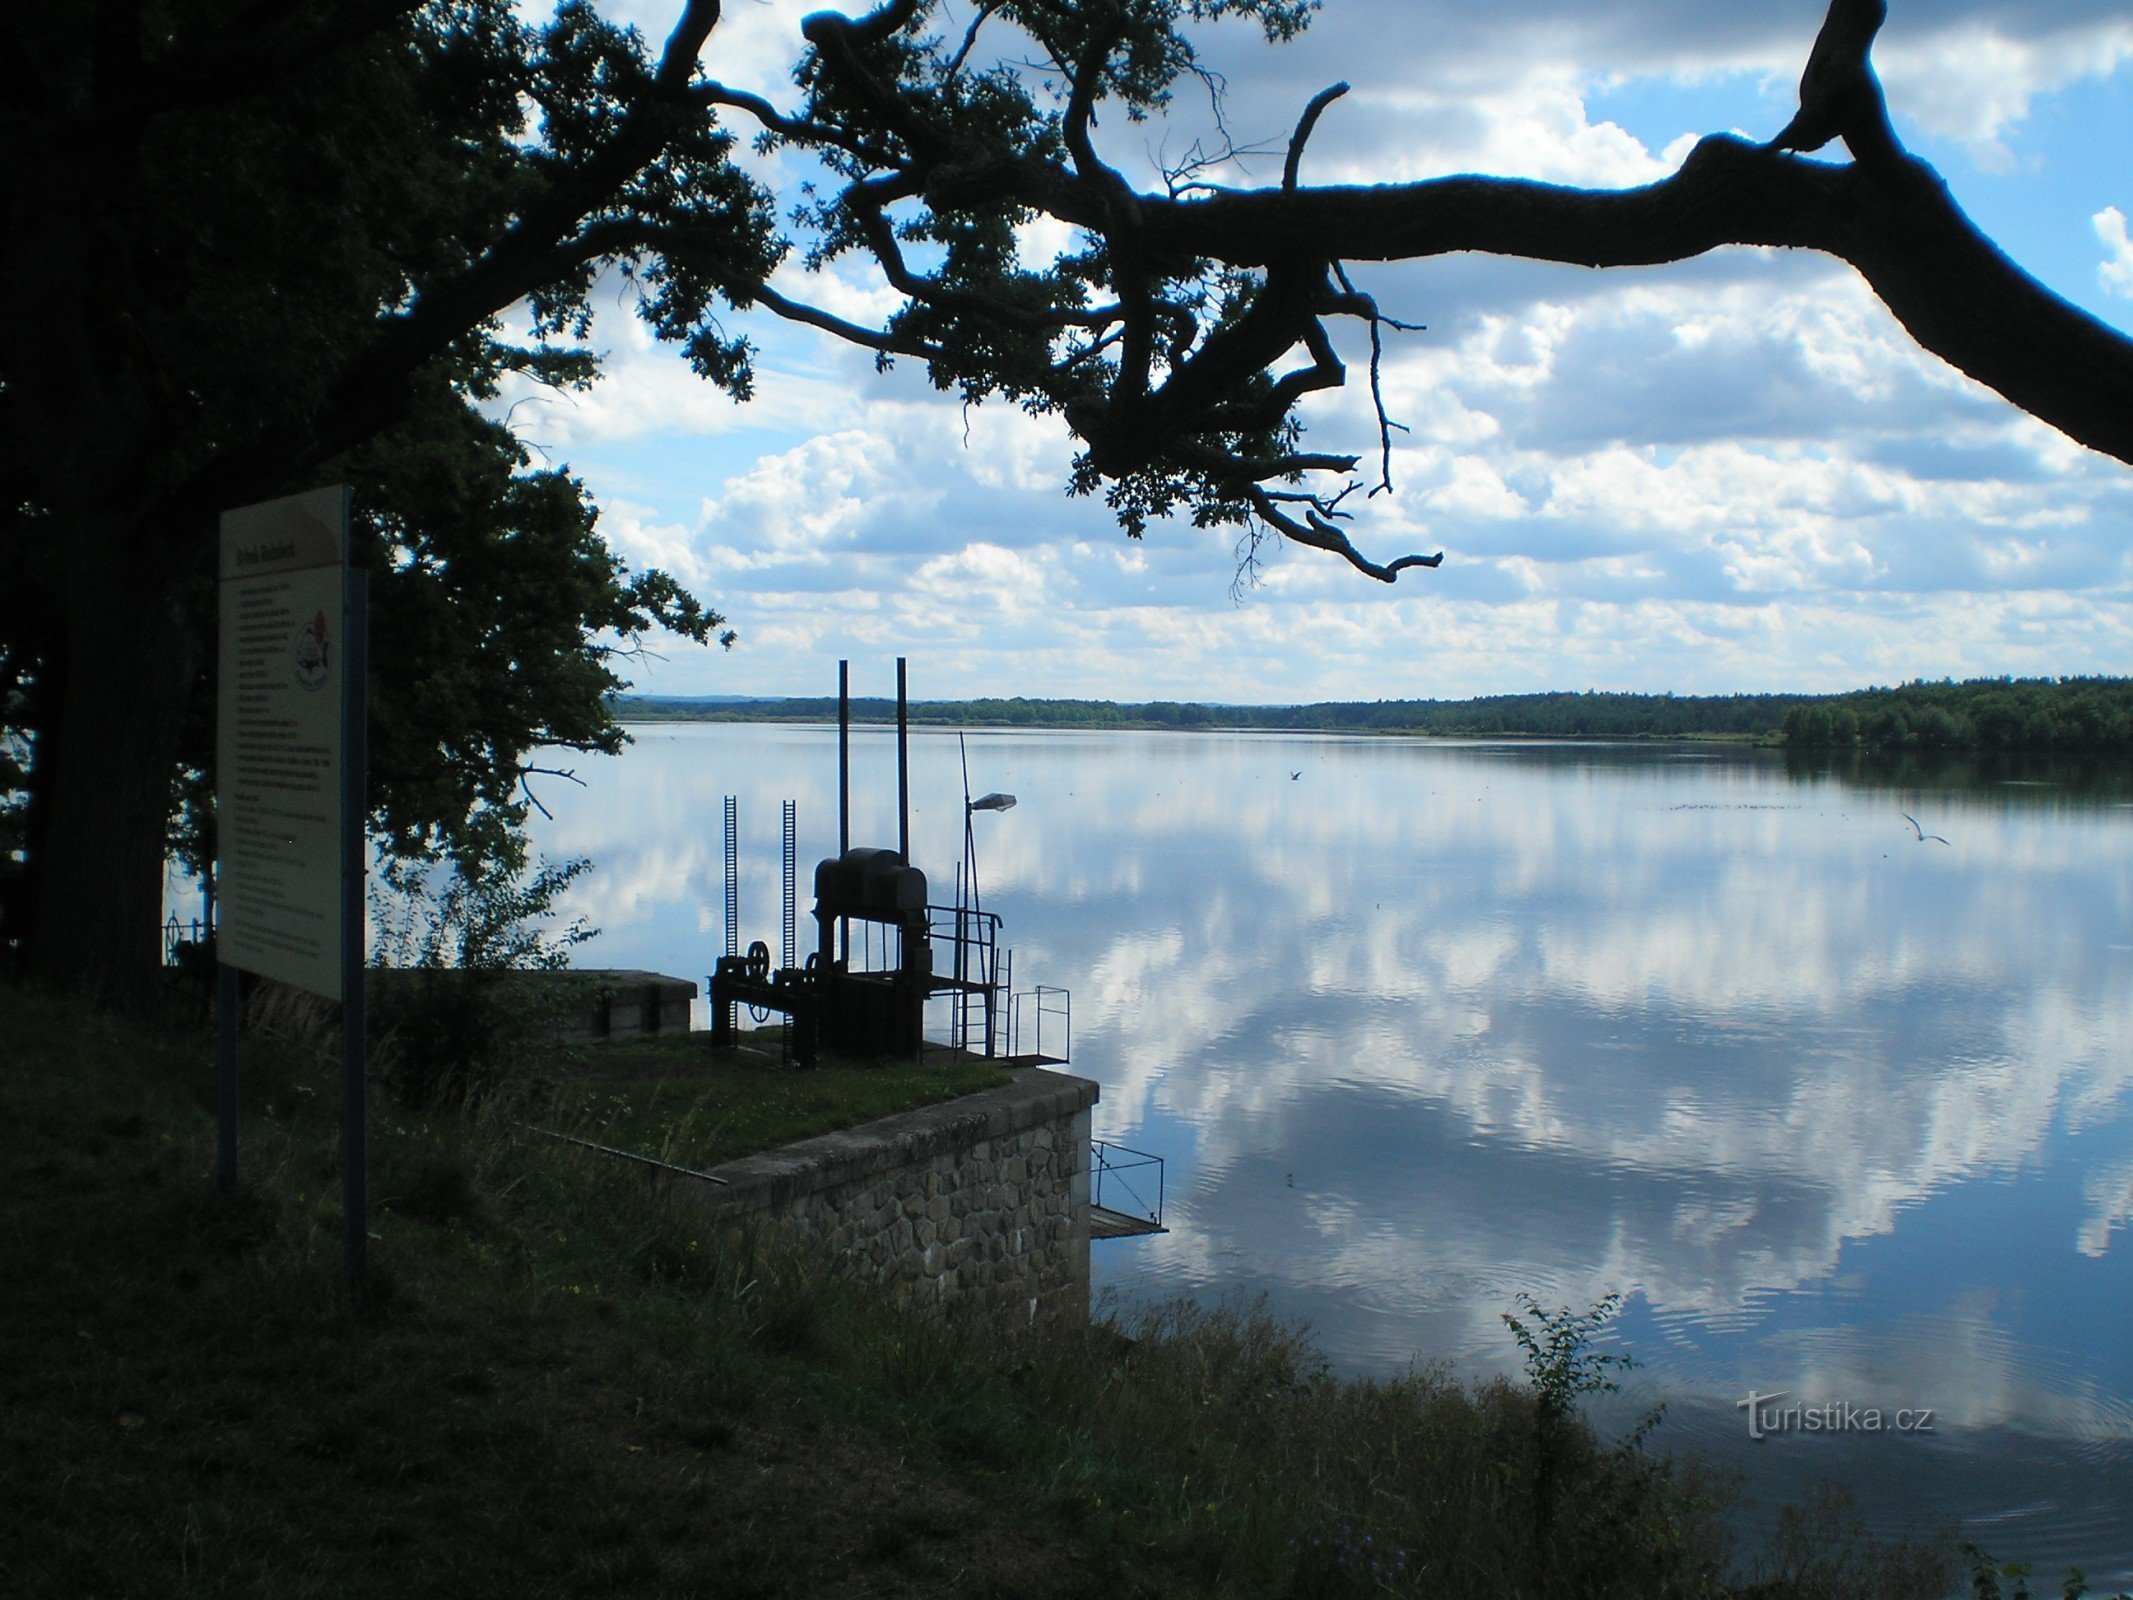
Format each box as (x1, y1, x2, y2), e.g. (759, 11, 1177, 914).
(546, 970, 698, 1043)
(691, 1067, 1099, 1321)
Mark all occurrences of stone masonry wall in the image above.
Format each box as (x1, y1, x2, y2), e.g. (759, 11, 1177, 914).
(689, 1068, 1099, 1321)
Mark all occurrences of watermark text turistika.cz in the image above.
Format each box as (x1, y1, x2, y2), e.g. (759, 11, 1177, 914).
(1737, 1390, 1937, 1441)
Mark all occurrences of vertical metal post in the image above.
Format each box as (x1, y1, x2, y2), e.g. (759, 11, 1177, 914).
(896, 656, 909, 865)
(722, 793, 739, 1038)
(954, 733, 970, 1049)
(216, 961, 238, 1193)
(340, 566, 370, 1287)
(955, 870, 972, 1058)
(837, 660, 850, 969)
(837, 659, 850, 859)
(780, 800, 797, 973)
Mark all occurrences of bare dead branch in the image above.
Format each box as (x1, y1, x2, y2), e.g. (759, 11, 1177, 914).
(516, 764, 586, 823)
(1331, 262, 1415, 496)
(1283, 82, 1349, 191)
(1242, 483, 1442, 583)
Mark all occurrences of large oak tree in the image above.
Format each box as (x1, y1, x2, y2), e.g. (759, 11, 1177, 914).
(5, 0, 2129, 1002)
(3, 0, 767, 997)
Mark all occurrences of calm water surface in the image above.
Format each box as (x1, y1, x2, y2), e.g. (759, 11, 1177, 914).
(525, 724, 2133, 1578)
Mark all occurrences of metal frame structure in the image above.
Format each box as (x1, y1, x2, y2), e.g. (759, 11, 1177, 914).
(709, 658, 1063, 1069)
(1090, 1139, 1167, 1235)
(1009, 985, 1072, 1065)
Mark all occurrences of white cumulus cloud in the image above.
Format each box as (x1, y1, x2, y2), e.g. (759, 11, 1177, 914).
(2097, 206, 2133, 297)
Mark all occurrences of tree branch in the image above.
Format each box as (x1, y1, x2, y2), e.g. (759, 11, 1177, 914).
(654, 0, 722, 92)
(1240, 482, 1442, 583)
(693, 81, 871, 154)
(800, 4, 950, 165)
(944, 1, 1009, 79)
(1283, 82, 1348, 191)
(1330, 261, 1416, 496)
(1136, 135, 2133, 466)
(149, 4, 745, 533)
(752, 0, 2133, 585)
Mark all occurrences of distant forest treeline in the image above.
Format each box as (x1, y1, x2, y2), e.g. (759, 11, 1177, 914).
(620, 689, 1808, 739)
(620, 678, 2133, 752)
(1779, 677, 2133, 752)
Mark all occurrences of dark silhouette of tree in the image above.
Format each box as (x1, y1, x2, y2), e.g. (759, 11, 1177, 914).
(3, 0, 764, 995)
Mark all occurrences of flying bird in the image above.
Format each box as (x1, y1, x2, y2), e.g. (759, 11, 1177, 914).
(1767, 0, 1888, 154)
(1900, 811, 1950, 846)
(1290, 770, 1301, 781)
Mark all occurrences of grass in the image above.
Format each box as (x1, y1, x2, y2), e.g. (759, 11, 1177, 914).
(356, 964, 1013, 1168)
(2, 979, 2000, 1599)
(1, 986, 1069, 1599)
(517, 1029, 1012, 1171)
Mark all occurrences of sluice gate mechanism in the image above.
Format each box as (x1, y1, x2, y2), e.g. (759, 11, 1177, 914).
(708, 658, 1068, 1069)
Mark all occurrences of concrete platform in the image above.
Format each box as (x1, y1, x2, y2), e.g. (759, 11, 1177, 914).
(548, 969, 699, 1042)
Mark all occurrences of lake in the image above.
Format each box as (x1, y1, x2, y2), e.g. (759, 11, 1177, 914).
(521, 722, 2133, 1579)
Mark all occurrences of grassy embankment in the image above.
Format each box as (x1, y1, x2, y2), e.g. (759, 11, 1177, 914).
(6, 980, 1968, 1599)
(517, 1028, 1011, 1171)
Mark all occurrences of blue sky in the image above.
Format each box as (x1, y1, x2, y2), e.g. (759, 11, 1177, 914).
(494, 0, 2133, 704)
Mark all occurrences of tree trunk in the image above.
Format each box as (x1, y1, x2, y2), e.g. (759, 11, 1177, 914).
(22, 561, 202, 1007)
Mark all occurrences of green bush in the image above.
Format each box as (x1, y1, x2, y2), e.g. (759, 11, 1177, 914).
(367, 853, 592, 1106)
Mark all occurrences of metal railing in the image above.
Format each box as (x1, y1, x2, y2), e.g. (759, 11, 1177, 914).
(926, 903, 1002, 980)
(924, 903, 1006, 1055)
(1090, 1139, 1164, 1229)
(1009, 985, 1071, 1063)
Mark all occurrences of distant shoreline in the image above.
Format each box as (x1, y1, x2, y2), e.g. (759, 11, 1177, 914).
(613, 677, 2133, 753)
(620, 714, 1771, 744)
(615, 690, 1803, 742)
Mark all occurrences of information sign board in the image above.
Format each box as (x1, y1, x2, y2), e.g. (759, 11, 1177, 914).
(216, 487, 351, 1000)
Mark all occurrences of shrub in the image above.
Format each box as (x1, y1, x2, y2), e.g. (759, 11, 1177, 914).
(367, 853, 593, 1106)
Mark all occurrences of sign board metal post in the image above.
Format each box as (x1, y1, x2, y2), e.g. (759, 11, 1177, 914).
(213, 486, 368, 1282)
(339, 568, 369, 1283)
(217, 964, 239, 1194)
